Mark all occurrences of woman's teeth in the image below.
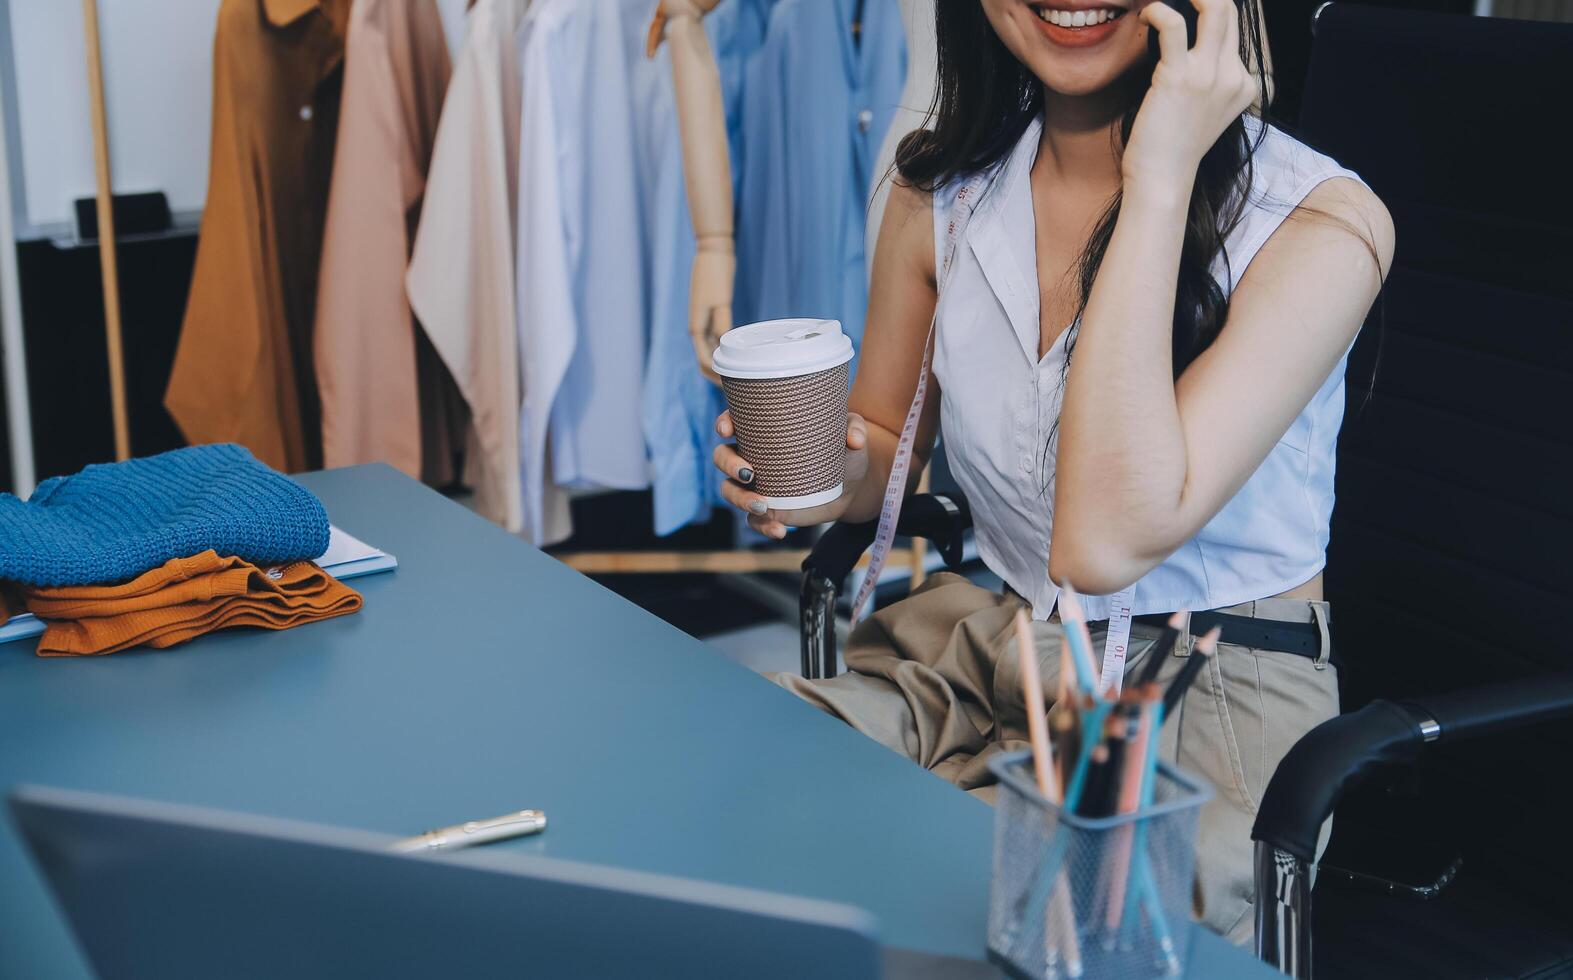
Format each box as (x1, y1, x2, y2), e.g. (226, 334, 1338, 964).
(1035, 6, 1125, 27)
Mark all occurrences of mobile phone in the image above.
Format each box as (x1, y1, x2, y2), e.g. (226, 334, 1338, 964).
(1147, 0, 1202, 59)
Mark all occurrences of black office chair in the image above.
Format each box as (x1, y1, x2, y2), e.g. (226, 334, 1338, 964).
(797, 7, 1573, 977)
(798, 490, 972, 679)
(1251, 6, 1573, 978)
(803, 5, 1573, 976)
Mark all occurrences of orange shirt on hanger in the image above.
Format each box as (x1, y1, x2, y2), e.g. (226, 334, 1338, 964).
(165, 0, 351, 474)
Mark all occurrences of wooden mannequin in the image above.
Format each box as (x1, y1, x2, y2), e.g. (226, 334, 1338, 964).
(647, 0, 732, 383)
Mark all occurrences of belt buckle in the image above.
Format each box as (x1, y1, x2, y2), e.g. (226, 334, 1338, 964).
(1310, 600, 1332, 669)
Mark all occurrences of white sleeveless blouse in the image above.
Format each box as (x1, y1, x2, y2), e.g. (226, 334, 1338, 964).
(931, 116, 1365, 620)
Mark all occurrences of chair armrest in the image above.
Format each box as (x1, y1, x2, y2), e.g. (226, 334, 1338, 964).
(892, 492, 972, 567)
(1252, 671, 1573, 862)
(1400, 669, 1573, 743)
(1252, 700, 1426, 863)
(800, 492, 973, 589)
(801, 521, 880, 591)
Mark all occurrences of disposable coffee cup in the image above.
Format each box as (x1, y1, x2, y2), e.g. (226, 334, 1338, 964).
(713, 318, 855, 510)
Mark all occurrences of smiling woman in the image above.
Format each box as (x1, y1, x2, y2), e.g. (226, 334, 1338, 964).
(715, 0, 1392, 946)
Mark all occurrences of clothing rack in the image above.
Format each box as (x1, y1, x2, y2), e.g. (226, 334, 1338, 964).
(65, 1, 928, 610)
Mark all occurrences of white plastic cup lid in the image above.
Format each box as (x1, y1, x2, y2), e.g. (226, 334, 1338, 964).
(711, 318, 855, 380)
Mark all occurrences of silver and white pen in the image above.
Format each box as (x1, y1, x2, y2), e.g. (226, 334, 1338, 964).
(390, 809, 547, 853)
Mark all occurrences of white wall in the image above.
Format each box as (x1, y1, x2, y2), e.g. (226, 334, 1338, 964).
(3, 0, 468, 235)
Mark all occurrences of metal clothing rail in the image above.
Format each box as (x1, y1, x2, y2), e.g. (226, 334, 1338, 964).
(0, 35, 34, 496)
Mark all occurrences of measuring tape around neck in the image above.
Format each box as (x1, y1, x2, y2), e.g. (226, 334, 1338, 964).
(1098, 586, 1136, 697)
(849, 171, 996, 623)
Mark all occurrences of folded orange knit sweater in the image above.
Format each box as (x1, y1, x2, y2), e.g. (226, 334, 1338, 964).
(22, 550, 361, 657)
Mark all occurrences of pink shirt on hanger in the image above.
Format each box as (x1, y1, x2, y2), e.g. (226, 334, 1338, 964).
(314, 0, 454, 481)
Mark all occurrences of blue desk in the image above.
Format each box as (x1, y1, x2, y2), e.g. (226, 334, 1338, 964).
(0, 465, 1276, 978)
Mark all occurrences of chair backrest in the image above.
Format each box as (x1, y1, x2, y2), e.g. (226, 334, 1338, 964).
(1263, 0, 1480, 126)
(1303, 3, 1573, 905)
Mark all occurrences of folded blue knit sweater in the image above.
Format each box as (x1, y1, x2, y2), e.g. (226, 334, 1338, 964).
(0, 444, 331, 587)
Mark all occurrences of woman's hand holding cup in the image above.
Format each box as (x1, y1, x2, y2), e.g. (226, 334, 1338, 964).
(710, 318, 861, 539)
(715, 411, 869, 539)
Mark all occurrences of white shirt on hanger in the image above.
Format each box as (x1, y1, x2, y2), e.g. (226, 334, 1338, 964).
(409, 0, 572, 544)
(516, 0, 649, 542)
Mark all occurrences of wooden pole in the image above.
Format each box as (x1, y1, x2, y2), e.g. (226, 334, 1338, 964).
(80, 0, 131, 461)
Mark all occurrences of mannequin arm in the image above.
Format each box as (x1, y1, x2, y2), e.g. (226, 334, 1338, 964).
(646, 0, 724, 58)
(649, 0, 732, 384)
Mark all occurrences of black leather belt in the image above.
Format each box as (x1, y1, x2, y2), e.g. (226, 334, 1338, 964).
(1129, 610, 1326, 660)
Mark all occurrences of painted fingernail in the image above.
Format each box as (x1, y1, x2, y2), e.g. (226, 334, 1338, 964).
(749, 500, 768, 515)
(738, 467, 754, 484)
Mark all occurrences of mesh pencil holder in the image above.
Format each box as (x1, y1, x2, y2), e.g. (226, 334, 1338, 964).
(986, 751, 1211, 980)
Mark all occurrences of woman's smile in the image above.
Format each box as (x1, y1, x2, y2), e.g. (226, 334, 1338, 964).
(1027, 2, 1132, 49)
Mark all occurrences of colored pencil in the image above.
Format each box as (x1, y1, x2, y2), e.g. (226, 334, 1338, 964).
(1137, 702, 1180, 976)
(1015, 610, 1060, 804)
(1014, 610, 1082, 977)
(1133, 610, 1186, 688)
(1160, 627, 1219, 719)
(1058, 638, 1073, 706)
(1051, 695, 1078, 796)
(1104, 700, 1155, 936)
(1057, 584, 1099, 696)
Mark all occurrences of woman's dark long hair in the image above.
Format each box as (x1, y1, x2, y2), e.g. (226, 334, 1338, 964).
(895, 1, 1272, 383)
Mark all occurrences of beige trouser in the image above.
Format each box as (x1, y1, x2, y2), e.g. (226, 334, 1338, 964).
(772, 572, 1339, 945)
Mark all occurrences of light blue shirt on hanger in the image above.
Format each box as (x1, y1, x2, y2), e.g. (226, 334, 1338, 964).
(733, 0, 907, 351)
(516, 0, 650, 541)
(630, 0, 776, 535)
